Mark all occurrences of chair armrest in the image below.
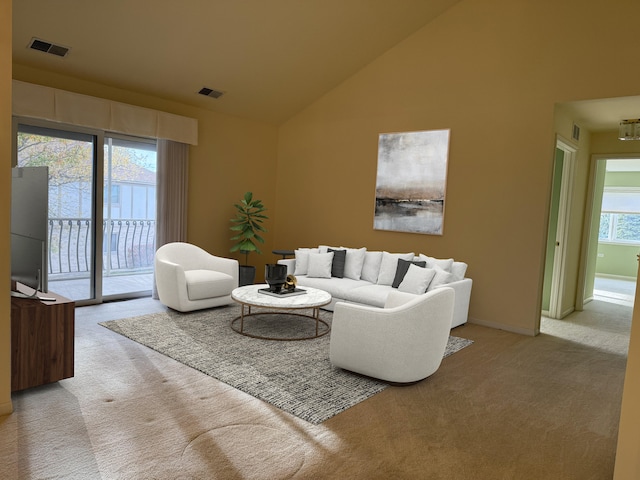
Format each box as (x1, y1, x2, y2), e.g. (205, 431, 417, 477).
(154, 258, 188, 308)
(203, 255, 239, 285)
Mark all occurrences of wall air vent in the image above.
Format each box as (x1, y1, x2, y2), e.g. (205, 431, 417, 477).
(198, 87, 224, 99)
(28, 37, 70, 58)
(572, 123, 580, 141)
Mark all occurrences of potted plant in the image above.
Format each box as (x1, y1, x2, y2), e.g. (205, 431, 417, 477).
(230, 191, 268, 286)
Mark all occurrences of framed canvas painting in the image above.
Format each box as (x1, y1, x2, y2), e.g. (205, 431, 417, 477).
(374, 129, 450, 235)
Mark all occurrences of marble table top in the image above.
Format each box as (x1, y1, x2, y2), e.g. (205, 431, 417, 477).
(231, 284, 331, 309)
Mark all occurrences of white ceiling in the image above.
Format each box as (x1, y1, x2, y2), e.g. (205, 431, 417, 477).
(12, 0, 463, 124)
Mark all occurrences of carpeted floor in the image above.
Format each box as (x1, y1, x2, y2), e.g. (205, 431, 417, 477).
(0, 297, 632, 479)
(99, 306, 473, 424)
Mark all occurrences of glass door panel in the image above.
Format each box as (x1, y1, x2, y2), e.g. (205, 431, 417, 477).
(17, 124, 97, 301)
(103, 136, 157, 298)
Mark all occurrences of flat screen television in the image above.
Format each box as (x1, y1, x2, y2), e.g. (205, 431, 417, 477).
(11, 166, 50, 298)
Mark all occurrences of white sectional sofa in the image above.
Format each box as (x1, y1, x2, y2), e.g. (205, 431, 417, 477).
(278, 246, 472, 328)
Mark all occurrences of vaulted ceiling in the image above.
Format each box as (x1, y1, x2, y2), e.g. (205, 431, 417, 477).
(13, 1, 640, 130)
(12, 0, 463, 124)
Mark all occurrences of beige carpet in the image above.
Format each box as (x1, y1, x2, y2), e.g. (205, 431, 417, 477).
(0, 297, 631, 479)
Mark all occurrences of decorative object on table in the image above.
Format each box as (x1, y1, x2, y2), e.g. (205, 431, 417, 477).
(230, 191, 268, 286)
(99, 306, 473, 424)
(257, 287, 307, 298)
(374, 129, 450, 235)
(285, 274, 297, 291)
(264, 263, 288, 292)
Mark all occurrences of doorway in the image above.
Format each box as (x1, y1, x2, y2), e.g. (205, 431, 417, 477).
(584, 156, 640, 308)
(14, 120, 157, 304)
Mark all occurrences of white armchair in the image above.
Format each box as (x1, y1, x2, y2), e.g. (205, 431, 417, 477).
(329, 287, 455, 384)
(155, 242, 239, 312)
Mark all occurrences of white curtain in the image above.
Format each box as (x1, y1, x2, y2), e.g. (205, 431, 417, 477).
(153, 139, 189, 298)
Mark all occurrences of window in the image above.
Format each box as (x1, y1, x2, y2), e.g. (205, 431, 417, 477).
(599, 188, 640, 244)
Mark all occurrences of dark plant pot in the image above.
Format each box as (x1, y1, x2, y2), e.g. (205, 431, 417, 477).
(265, 263, 288, 292)
(239, 265, 256, 287)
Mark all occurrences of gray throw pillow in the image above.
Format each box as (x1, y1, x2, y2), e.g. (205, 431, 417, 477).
(328, 248, 347, 278)
(392, 259, 427, 288)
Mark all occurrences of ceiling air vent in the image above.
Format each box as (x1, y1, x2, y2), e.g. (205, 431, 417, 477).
(28, 37, 70, 58)
(198, 87, 224, 99)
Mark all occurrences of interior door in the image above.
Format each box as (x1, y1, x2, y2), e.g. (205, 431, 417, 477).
(542, 138, 576, 319)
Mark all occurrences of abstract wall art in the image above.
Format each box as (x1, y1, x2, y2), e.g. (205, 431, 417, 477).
(374, 129, 450, 235)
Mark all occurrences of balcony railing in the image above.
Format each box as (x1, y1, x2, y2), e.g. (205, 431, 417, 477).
(48, 218, 156, 278)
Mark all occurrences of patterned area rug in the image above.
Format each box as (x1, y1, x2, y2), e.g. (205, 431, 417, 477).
(100, 305, 473, 424)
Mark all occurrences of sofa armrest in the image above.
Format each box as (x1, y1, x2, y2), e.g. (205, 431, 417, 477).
(433, 278, 472, 328)
(278, 258, 296, 275)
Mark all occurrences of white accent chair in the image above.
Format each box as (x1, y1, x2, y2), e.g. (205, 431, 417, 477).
(155, 242, 239, 312)
(329, 287, 455, 384)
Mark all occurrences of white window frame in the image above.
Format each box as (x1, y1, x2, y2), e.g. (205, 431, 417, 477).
(599, 187, 640, 245)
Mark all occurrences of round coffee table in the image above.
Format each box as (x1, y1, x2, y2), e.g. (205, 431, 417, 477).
(231, 284, 331, 340)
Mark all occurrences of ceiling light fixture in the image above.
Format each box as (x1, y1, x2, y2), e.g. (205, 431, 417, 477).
(618, 119, 640, 141)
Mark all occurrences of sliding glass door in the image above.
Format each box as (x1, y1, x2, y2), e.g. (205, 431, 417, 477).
(17, 123, 97, 301)
(15, 121, 157, 303)
(102, 136, 157, 298)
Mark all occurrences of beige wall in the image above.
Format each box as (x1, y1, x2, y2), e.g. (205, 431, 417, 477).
(276, 0, 640, 334)
(0, 0, 12, 415)
(11, 65, 280, 280)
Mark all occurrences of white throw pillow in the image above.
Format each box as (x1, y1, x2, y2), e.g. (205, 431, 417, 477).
(419, 254, 454, 272)
(361, 251, 383, 283)
(451, 261, 468, 281)
(427, 265, 454, 291)
(341, 246, 367, 280)
(377, 251, 415, 286)
(294, 248, 318, 275)
(318, 245, 339, 254)
(398, 264, 436, 295)
(307, 252, 334, 278)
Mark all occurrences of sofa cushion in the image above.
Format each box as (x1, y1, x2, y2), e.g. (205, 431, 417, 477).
(307, 252, 334, 278)
(361, 251, 383, 283)
(294, 248, 318, 275)
(451, 262, 468, 282)
(296, 275, 370, 299)
(427, 266, 455, 291)
(392, 259, 427, 288)
(343, 284, 392, 308)
(377, 252, 415, 286)
(328, 248, 347, 278)
(184, 269, 235, 301)
(419, 254, 454, 272)
(342, 247, 367, 280)
(398, 264, 436, 294)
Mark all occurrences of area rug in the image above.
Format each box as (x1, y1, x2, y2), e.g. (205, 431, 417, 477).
(99, 306, 473, 424)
